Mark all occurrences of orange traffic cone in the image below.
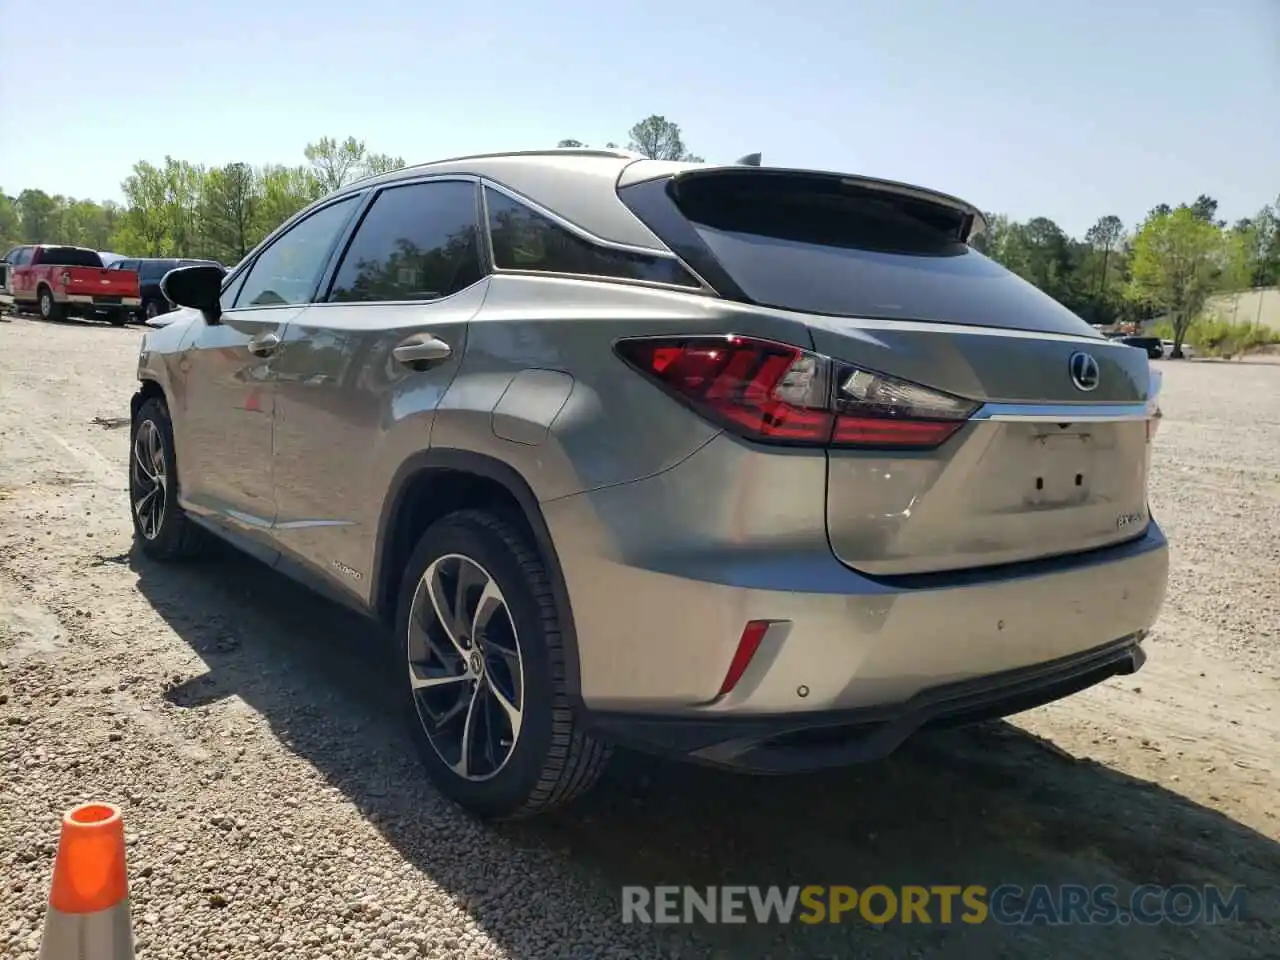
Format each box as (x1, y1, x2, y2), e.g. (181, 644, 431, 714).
(38, 802, 135, 960)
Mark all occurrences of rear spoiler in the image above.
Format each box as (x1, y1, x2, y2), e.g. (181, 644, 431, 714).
(624, 161, 988, 244)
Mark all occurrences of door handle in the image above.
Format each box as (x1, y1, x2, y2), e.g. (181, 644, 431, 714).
(247, 333, 280, 357)
(392, 334, 451, 369)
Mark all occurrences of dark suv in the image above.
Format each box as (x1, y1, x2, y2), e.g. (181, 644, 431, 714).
(1119, 336, 1164, 359)
(109, 257, 223, 322)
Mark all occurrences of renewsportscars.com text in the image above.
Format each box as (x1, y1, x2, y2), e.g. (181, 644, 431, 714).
(621, 884, 1247, 926)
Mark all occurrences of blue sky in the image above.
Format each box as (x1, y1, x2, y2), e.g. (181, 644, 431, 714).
(0, 0, 1275, 238)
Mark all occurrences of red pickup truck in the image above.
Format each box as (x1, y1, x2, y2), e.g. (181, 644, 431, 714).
(1, 244, 141, 325)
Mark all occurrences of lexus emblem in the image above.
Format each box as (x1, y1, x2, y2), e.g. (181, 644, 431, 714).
(1069, 352, 1100, 392)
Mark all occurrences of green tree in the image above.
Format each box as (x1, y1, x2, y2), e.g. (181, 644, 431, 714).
(304, 136, 368, 193)
(254, 165, 322, 240)
(362, 153, 407, 178)
(1127, 207, 1246, 357)
(116, 163, 170, 255)
(1084, 214, 1125, 296)
(200, 163, 259, 264)
(0, 192, 21, 247)
(16, 190, 58, 242)
(1232, 198, 1280, 287)
(626, 115, 703, 161)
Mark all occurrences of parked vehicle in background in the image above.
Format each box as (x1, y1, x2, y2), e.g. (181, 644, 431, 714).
(0, 249, 14, 312)
(4, 245, 140, 325)
(129, 149, 1168, 821)
(1162, 340, 1197, 359)
(1119, 335, 1164, 359)
(109, 257, 224, 322)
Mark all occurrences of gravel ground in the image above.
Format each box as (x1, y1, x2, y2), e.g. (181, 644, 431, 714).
(1, 311, 1277, 959)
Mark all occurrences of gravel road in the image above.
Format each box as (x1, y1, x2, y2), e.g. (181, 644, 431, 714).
(1, 311, 1277, 959)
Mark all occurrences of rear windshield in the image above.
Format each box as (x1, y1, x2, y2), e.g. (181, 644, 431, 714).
(39, 247, 103, 268)
(653, 172, 1093, 334)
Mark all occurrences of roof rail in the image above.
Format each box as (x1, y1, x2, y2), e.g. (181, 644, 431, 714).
(347, 147, 649, 186)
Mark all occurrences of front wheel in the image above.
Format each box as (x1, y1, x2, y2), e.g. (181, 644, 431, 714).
(129, 398, 205, 560)
(397, 510, 608, 820)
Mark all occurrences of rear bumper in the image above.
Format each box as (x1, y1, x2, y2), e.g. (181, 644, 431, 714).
(66, 295, 140, 308)
(585, 632, 1146, 772)
(545, 456, 1169, 715)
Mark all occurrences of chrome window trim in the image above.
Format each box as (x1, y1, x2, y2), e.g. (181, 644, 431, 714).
(488, 269, 717, 297)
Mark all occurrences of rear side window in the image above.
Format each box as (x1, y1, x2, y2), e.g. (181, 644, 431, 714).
(140, 261, 177, 282)
(620, 172, 1095, 335)
(329, 180, 482, 302)
(37, 247, 103, 268)
(485, 187, 699, 288)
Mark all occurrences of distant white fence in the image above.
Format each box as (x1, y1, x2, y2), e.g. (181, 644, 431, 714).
(1204, 287, 1280, 331)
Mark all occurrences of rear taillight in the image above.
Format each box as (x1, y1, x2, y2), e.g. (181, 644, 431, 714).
(614, 334, 978, 449)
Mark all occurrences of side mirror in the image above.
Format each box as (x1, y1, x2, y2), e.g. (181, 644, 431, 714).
(161, 265, 225, 323)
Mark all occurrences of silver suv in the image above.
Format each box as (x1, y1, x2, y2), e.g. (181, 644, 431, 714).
(130, 149, 1168, 819)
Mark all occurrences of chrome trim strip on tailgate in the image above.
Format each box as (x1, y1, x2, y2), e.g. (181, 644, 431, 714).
(972, 402, 1154, 423)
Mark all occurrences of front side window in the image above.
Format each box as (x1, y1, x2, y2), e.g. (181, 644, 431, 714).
(484, 187, 699, 288)
(329, 180, 482, 303)
(234, 196, 359, 308)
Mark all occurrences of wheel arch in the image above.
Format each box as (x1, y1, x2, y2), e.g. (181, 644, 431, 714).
(372, 449, 583, 704)
(131, 377, 168, 421)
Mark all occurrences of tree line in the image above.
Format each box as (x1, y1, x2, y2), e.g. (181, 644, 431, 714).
(2, 114, 1276, 353)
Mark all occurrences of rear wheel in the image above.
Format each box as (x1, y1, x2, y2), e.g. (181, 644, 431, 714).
(37, 287, 64, 322)
(397, 510, 608, 820)
(143, 299, 163, 322)
(130, 397, 204, 560)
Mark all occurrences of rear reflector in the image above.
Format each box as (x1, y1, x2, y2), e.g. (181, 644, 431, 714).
(615, 334, 977, 449)
(719, 620, 772, 696)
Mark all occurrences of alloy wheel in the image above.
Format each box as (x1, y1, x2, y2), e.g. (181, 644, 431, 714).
(131, 419, 167, 540)
(407, 553, 525, 781)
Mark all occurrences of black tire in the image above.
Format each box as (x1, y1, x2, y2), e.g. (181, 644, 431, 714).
(143, 299, 163, 322)
(37, 286, 64, 322)
(129, 397, 205, 560)
(396, 509, 608, 820)
(107, 309, 127, 327)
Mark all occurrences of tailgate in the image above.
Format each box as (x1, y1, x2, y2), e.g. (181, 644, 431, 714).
(619, 166, 1159, 576)
(65, 267, 139, 298)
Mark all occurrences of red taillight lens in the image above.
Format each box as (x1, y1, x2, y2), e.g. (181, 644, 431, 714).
(614, 334, 977, 449)
(615, 335, 834, 442)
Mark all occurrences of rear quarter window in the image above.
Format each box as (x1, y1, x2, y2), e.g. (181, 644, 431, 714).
(485, 186, 700, 288)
